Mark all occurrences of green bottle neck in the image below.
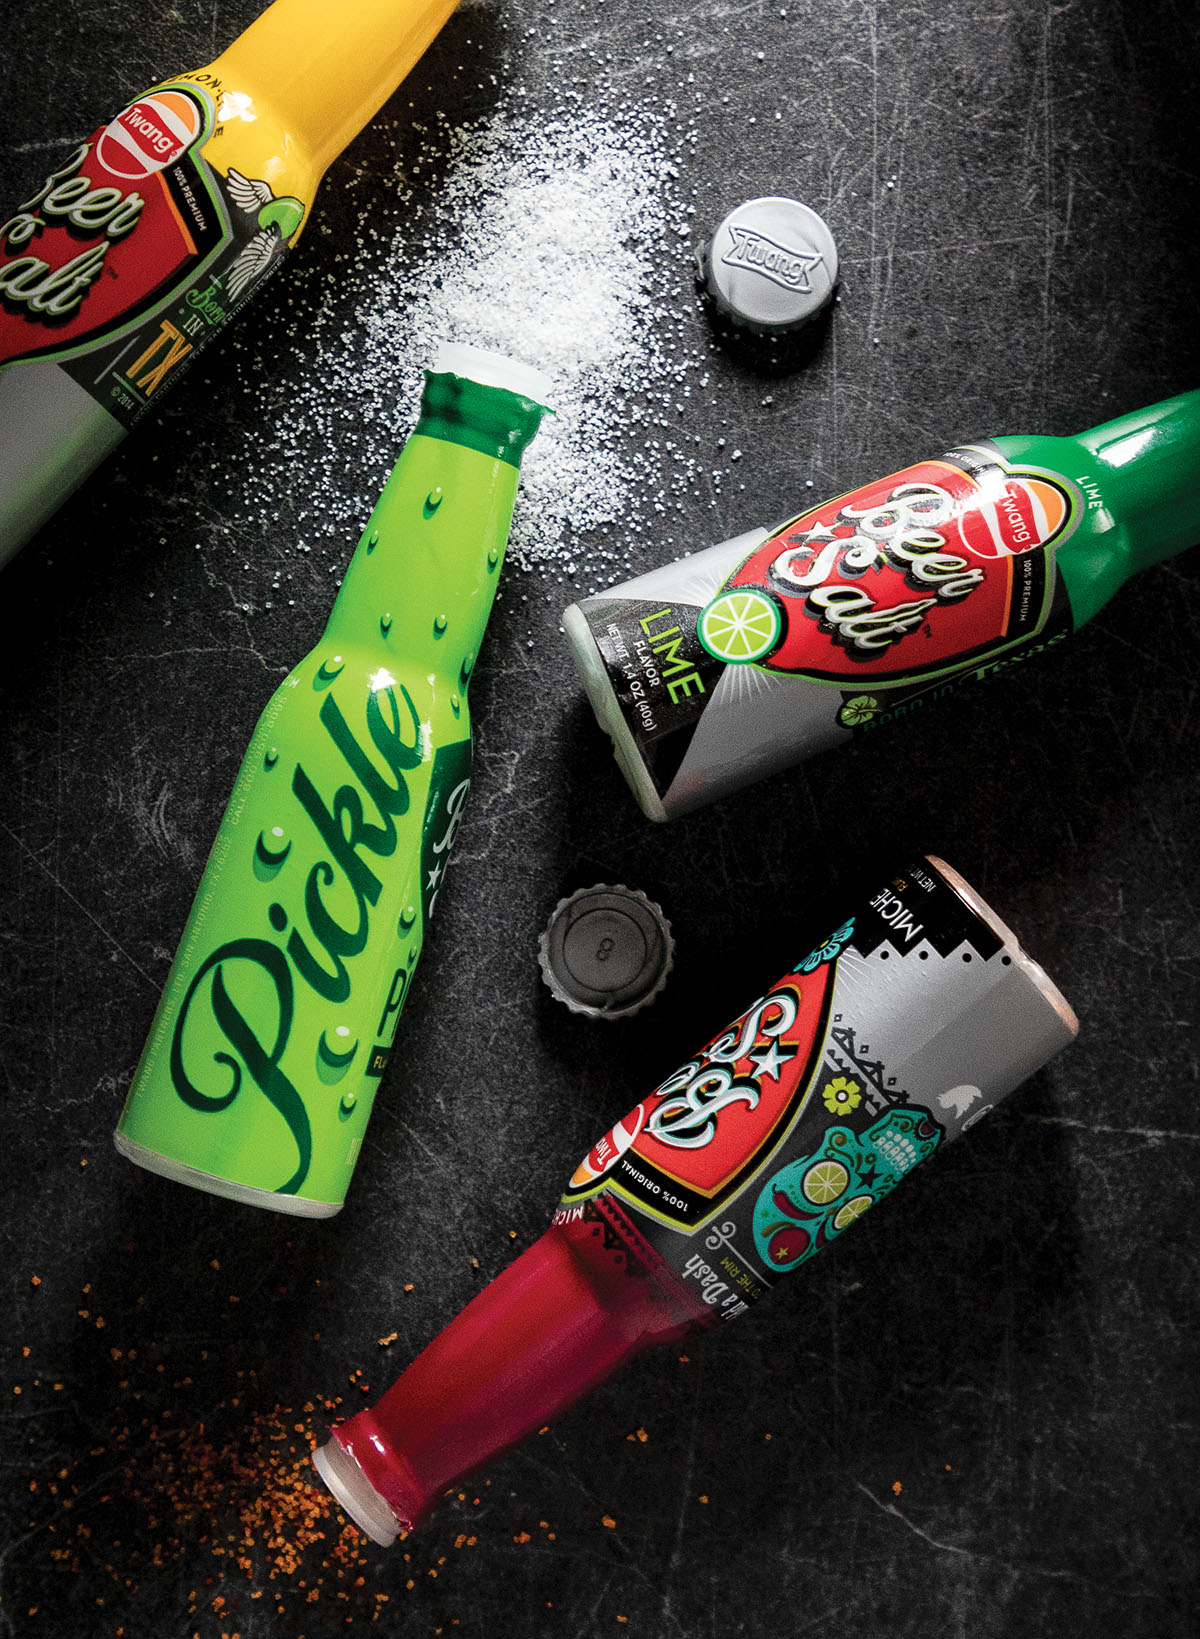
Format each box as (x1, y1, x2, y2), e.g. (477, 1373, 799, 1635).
(414, 369, 546, 468)
(998, 390, 1200, 630)
(1076, 391, 1200, 573)
(323, 370, 547, 668)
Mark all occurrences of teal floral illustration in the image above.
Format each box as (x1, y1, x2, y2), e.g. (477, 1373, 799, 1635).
(796, 917, 856, 974)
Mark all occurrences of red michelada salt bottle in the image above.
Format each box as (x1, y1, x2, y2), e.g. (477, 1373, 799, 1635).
(312, 858, 1078, 1541)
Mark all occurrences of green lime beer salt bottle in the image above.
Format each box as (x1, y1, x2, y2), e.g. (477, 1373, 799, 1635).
(115, 344, 550, 1216)
(564, 391, 1200, 820)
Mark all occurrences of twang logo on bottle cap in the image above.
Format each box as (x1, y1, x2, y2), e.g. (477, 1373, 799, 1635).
(700, 196, 839, 334)
(720, 225, 823, 293)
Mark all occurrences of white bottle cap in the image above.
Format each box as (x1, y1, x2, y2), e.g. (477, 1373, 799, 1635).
(432, 342, 553, 408)
(312, 1439, 400, 1547)
(699, 196, 838, 333)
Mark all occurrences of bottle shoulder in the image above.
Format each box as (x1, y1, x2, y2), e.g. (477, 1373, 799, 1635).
(164, 69, 326, 223)
(989, 432, 1132, 629)
(992, 398, 1200, 621)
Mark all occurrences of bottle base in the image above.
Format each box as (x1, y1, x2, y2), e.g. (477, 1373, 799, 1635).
(312, 1438, 400, 1546)
(562, 603, 668, 823)
(925, 856, 1080, 1037)
(112, 1130, 342, 1218)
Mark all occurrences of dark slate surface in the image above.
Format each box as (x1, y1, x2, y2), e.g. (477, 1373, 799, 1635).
(1, 1, 1198, 1636)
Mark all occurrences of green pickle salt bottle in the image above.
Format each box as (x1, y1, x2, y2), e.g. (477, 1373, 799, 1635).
(116, 343, 549, 1216)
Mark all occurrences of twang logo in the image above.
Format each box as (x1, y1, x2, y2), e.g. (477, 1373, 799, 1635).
(96, 91, 205, 179)
(721, 224, 823, 293)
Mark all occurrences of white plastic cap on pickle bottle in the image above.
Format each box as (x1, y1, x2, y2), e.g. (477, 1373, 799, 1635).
(538, 885, 674, 1020)
(698, 196, 838, 334)
(432, 341, 553, 408)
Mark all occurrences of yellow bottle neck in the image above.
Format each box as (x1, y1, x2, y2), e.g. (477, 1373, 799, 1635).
(202, 0, 458, 178)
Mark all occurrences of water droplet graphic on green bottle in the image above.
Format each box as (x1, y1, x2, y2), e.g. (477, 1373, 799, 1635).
(424, 487, 444, 518)
(254, 825, 291, 879)
(318, 1026, 358, 1085)
(460, 652, 475, 687)
(450, 692, 461, 716)
(486, 547, 500, 571)
(115, 355, 549, 1214)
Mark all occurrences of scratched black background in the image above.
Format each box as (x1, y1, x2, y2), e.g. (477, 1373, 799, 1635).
(1, 1, 1198, 1635)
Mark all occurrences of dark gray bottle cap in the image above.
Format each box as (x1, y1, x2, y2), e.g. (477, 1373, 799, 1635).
(538, 885, 674, 1019)
(699, 196, 838, 333)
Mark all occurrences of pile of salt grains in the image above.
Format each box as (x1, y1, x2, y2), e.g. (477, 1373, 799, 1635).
(226, 92, 725, 602)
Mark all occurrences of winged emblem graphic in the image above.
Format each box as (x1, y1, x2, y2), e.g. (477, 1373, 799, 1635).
(224, 168, 305, 302)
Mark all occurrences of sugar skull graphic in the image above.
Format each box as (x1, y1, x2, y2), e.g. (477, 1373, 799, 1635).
(752, 1104, 942, 1273)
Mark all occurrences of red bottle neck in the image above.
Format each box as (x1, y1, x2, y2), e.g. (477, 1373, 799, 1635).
(329, 1206, 714, 1535)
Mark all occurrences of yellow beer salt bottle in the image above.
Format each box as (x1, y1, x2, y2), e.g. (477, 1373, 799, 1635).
(0, 0, 457, 565)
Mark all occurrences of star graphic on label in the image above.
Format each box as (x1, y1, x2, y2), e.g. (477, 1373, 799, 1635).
(748, 1038, 798, 1081)
(426, 860, 444, 891)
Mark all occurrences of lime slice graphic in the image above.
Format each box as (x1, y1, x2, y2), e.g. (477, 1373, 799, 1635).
(833, 1194, 874, 1231)
(697, 589, 782, 664)
(839, 694, 879, 727)
(801, 1159, 849, 1205)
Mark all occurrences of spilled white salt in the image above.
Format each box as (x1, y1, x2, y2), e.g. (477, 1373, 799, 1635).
(229, 97, 710, 581)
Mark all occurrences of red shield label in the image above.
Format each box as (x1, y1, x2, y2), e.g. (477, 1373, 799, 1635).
(725, 458, 1074, 683)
